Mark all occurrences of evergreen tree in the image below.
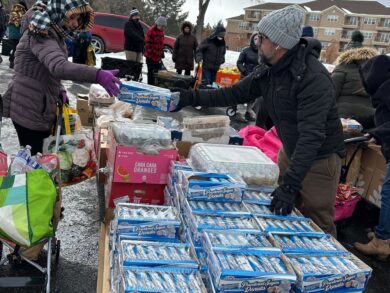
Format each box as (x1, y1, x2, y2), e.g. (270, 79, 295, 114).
(143, 0, 189, 36)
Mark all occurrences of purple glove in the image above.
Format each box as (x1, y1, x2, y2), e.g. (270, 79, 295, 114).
(96, 69, 121, 96)
(59, 90, 69, 105)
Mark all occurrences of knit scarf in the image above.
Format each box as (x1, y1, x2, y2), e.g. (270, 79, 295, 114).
(29, 0, 94, 40)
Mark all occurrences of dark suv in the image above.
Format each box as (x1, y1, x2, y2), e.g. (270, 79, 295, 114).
(91, 12, 175, 54)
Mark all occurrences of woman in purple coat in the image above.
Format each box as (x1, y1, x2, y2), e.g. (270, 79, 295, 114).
(2, 0, 120, 155)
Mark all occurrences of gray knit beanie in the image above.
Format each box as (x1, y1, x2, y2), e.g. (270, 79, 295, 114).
(257, 5, 304, 49)
(155, 16, 167, 27)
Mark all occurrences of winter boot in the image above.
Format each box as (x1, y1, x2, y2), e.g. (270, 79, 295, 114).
(354, 236, 390, 261)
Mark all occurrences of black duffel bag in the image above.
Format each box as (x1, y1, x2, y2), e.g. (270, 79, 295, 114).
(101, 57, 143, 81)
(1, 38, 12, 56)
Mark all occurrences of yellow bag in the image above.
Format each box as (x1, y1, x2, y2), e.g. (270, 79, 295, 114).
(53, 105, 81, 135)
(86, 45, 96, 66)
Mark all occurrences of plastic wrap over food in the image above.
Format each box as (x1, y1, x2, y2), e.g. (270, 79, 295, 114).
(89, 84, 116, 105)
(132, 106, 184, 122)
(183, 115, 230, 130)
(189, 143, 279, 186)
(111, 122, 173, 154)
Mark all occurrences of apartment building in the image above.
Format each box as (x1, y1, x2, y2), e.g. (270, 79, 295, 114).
(226, 0, 390, 56)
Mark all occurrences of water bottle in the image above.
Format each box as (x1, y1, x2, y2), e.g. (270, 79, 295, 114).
(10, 146, 32, 175)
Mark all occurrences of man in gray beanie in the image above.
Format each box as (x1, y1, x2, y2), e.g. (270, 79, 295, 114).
(170, 5, 345, 236)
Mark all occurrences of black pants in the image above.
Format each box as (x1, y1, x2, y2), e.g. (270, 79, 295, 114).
(9, 39, 19, 67)
(146, 58, 161, 85)
(176, 69, 191, 76)
(13, 121, 51, 156)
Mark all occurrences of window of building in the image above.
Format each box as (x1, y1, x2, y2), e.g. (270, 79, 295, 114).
(342, 30, 353, 39)
(313, 28, 318, 36)
(321, 42, 330, 49)
(347, 16, 358, 25)
(324, 28, 336, 36)
(327, 15, 338, 22)
(378, 33, 390, 43)
(309, 14, 320, 21)
(362, 31, 373, 39)
(363, 17, 376, 25)
(251, 11, 261, 18)
(384, 19, 390, 28)
(239, 22, 249, 29)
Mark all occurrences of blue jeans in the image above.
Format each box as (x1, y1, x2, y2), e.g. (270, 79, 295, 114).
(375, 163, 390, 240)
(202, 69, 217, 85)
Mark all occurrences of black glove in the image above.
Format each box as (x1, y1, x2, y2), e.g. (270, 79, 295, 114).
(270, 184, 299, 216)
(169, 87, 193, 112)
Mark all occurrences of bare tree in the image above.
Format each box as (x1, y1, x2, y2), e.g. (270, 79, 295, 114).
(323, 39, 340, 64)
(194, 0, 210, 42)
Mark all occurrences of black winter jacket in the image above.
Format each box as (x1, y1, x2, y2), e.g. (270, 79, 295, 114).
(124, 19, 145, 52)
(195, 36, 226, 71)
(186, 38, 345, 190)
(237, 35, 259, 77)
(331, 47, 377, 129)
(360, 55, 390, 162)
(0, 7, 6, 34)
(173, 33, 198, 71)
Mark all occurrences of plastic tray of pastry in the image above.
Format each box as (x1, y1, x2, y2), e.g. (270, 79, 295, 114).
(202, 229, 275, 251)
(288, 253, 372, 293)
(182, 115, 230, 130)
(269, 232, 347, 254)
(117, 267, 207, 293)
(244, 202, 306, 220)
(242, 190, 273, 205)
(207, 248, 296, 292)
(111, 122, 172, 151)
(119, 240, 198, 268)
(189, 143, 279, 186)
(114, 203, 181, 240)
(254, 215, 324, 234)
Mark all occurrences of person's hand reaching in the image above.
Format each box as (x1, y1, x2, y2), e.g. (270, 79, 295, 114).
(96, 69, 121, 96)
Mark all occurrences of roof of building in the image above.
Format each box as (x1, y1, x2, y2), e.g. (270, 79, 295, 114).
(227, 14, 245, 21)
(245, 0, 390, 16)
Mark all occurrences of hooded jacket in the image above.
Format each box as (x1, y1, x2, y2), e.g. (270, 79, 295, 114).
(237, 33, 259, 77)
(124, 17, 145, 52)
(332, 47, 378, 129)
(2, 0, 98, 131)
(360, 55, 390, 162)
(172, 21, 198, 71)
(185, 38, 345, 190)
(195, 30, 226, 71)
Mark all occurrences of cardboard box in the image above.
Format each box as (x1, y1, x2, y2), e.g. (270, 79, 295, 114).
(216, 71, 240, 87)
(343, 144, 363, 186)
(358, 144, 386, 208)
(76, 94, 93, 127)
(107, 129, 177, 184)
(105, 179, 165, 208)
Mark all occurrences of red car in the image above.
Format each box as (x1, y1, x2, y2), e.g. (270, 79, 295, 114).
(91, 12, 175, 54)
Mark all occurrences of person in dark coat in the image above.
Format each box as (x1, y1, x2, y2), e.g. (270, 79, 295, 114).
(172, 21, 198, 76)
(235, 32, 259, 122)
(354, 55, 390, 259)
(0, 0, 6, 63)
(144, 16, 166, 85)
(171, 6, 345, 236)
(2, 0, 121, 156)
(124, 7, 144, 63)
(195, 25, 226, 85)
(345, 30, 364, 50)
(7, 2, 27, 68)
(331, 47, 378, 129)
(73, 31, 92, 64)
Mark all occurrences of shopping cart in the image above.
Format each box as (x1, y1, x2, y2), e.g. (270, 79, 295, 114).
(335, 135, 370, 223)
(0, 95, 62, 293)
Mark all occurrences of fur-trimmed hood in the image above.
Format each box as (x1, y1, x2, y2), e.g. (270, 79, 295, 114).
(335, 47, 378, 65)
(181, 21, 192, 33)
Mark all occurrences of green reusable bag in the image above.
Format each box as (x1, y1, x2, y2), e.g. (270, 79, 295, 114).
(0, 169, 57, 247)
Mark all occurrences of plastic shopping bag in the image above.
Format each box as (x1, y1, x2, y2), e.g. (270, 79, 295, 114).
(0, 170, 57, 247)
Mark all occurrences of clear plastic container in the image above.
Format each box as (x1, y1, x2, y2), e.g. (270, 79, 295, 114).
(89, 83, 116, 104)
(189, 143, 279, 186)
(111, 122, 173, 154)
(183, 115, 230, 130)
